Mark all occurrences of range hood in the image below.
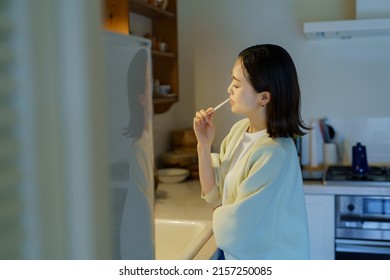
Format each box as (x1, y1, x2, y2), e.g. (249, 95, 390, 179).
(303, 17, 390, 39)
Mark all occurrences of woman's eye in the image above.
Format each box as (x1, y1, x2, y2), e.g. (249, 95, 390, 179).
(229, 78, 239, 88)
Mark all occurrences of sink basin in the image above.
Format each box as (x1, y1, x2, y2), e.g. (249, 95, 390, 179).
(154, 219, 212, 260)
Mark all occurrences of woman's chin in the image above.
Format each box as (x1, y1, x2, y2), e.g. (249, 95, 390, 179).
(231, 107, 242, 115)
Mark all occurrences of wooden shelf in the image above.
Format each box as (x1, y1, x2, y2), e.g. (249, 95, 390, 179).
(152, 50, 176, 58)
(129, 0, 175, 18)
(104, 0, 179, 114)
(153, 95, 178, 114)
(153, 95, 178, 103)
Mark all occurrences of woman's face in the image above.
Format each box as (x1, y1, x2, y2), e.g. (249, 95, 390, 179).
(227, 58, 260, 115)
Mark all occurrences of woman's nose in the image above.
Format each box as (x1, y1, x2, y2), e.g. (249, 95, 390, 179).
(227, 83, 232, 95)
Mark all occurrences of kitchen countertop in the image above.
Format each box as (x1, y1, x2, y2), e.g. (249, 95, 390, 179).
(154, 180, 217, 260)
(303, 180, 390, 195)
(155, 178, 390, 260)
(155, 180, 214, 220)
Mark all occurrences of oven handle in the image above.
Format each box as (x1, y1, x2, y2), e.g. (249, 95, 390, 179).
(336, 239, 390, 254)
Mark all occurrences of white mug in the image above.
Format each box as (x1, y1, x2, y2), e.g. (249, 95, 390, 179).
(323, 143, 338, 165)
(159, 42, 167, 52)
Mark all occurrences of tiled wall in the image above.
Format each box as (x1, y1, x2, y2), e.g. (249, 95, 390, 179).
(328, 117, 390, 165)
(302, 117, 390, 166)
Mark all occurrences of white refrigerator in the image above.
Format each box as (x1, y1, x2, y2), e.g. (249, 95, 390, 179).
(104, 32, 155, 259)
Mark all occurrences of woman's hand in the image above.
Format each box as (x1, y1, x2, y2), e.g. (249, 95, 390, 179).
(193, 108, 216, 196)
(193, 108, 215, 148)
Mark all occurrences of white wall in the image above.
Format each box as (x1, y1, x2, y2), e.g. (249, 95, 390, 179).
(176, 0, 390, 151)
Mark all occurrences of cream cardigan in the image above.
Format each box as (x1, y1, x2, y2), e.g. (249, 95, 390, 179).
(202, 118, 310, 259)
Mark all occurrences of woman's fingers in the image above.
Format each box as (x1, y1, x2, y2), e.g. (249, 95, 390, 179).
(197, 108, 214, 122)
(206, 107, 214, 115)
(194, 110, 207, 126)
(193, 107, 216, 135)
(193, 108, 216, 146)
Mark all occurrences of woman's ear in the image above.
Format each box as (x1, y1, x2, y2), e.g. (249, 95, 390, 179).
(258, 91, 271, 107)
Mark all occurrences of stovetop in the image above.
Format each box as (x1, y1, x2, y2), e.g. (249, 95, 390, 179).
(324, 165, 390, 187)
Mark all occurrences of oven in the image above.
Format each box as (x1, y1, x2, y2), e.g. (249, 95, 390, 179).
(325, 165, 390, 260)
(335, 195, 390, 259)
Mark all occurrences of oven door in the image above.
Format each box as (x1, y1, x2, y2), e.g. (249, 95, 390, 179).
(336, 239, 390, 260)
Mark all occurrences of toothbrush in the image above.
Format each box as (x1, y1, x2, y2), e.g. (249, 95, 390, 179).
(209, 98, 230, 114)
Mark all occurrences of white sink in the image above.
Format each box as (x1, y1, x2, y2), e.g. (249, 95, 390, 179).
(154, 219, 212, 260)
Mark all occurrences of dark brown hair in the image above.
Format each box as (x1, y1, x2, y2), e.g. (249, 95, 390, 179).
(239, 44, 310, 138)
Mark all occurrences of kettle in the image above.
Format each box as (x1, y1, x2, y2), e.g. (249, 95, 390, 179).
(352, 142, 368, 175)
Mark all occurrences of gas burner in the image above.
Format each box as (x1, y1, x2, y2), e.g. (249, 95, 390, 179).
(325, 165, 390, 186)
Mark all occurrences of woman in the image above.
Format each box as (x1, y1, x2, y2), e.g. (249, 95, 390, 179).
(193, 44, 310, 260)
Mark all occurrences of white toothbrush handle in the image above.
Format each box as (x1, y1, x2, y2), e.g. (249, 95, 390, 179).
(210, 98, 230, 113)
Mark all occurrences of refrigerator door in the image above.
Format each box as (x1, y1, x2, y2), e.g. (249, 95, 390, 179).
(104, 32, 154, 259)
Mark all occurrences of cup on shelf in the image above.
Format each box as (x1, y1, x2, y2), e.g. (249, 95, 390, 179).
(151, 0, 168, 9)
(159, 85, 171, 94)
(159, 42, 168, 52)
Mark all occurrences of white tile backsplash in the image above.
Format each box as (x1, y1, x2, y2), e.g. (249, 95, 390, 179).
(327, 117, 390, 165)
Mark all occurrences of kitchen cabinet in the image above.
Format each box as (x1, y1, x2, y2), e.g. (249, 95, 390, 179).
(130, 0, 179, 114)
(303, 18, 390, 40)
(103, 0, 179, 114)
(103, 0, 130, 35)
(305, 194, 335, 260)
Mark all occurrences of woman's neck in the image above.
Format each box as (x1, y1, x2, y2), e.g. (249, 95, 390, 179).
(247, 118, 266, 133)
(247, 110, 267, 133)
